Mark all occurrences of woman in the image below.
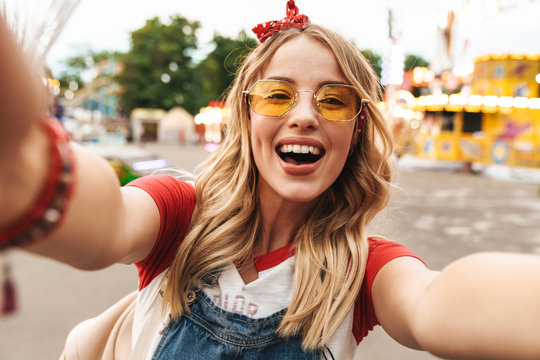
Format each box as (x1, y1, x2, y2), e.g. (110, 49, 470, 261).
(1, 1, 540, 359)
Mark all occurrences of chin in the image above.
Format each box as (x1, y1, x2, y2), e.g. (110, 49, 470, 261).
(277, 184, 328, 204)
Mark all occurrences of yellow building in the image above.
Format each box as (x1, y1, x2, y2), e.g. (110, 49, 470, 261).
(398, 54, 540, 169)
(472, 54, 539, 98)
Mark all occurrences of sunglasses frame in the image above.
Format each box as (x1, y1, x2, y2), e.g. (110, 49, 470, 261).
(242, 79, 369, 122)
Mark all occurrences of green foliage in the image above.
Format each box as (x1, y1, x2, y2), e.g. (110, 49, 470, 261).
(359, 49, 383, 81)
(115, 16, 200, 115)
(404, 54, 429, 72)
(60, 15, 422, 116)
(57, 71, 82, 90)
(195, 31, 257, 109)
(57, 50, 116, 89)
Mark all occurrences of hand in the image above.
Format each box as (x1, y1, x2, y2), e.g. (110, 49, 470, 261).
(0, 16, 47, 150)
(0, 16, 49, 228)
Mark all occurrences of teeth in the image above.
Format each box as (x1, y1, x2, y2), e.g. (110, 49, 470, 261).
(309, 146, 321, 155)
(279, 144, 321, 155)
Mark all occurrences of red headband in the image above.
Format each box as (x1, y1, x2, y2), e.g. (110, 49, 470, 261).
(252, 0, 310, 43)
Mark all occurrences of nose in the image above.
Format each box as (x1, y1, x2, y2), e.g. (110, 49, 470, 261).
(286, 91, 319, 130)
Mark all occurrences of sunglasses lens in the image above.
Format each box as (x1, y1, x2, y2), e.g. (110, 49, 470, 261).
(247, 81, 295, 116)
(316, 85, 361, 121)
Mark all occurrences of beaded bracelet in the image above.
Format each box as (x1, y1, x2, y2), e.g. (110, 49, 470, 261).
(0, 118, 76, 249)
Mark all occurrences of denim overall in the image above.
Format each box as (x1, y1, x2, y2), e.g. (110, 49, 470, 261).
(151, 290, 320, 359)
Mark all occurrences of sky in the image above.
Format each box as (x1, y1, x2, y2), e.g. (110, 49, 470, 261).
(4, 0, 540, 75)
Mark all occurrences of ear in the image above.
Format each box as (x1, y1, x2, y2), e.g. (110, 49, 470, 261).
(353, 107, 366, 144)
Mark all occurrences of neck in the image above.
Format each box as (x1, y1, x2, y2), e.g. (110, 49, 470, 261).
(256, 185, 317, 257)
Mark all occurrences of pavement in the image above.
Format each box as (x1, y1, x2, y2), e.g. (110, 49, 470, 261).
(1, 142, 539, 360)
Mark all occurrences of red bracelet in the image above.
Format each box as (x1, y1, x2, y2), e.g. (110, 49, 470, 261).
(0, 118, 76, 249)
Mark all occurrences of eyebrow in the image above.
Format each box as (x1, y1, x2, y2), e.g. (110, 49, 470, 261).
(264, 76, 350, 88)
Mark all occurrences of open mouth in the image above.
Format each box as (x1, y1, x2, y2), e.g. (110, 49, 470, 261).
(277, 144, 324, 165)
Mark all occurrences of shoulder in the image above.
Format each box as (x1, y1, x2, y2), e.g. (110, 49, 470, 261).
(127, 175, 197, 290)
(126, 174, 195, 206)
(366, 236, 428, 299)
(365, 237, 426, 284)
(352, 237, 427, 343)
(369, 237, 435, 349)
(126, 174, 196, 224)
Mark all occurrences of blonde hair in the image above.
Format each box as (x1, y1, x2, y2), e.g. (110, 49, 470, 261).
(163, 24, 394, 350)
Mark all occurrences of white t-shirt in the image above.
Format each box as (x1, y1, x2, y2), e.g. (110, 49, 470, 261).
(126, 175, 424, 359)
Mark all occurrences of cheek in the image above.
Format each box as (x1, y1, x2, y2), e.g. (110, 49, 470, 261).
(249, 116, 276, 163)
(326, 125, 356, 181)
(250, 113, 280, 141)
(249, 116, 265, 150)
(329, 124, 355, 156)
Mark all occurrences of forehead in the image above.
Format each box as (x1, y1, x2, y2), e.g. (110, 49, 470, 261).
(261, 36, 347, 86)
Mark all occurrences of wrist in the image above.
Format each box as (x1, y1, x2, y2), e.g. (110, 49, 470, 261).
(0, 123, 49, 226)
(0, 117, 76, 249)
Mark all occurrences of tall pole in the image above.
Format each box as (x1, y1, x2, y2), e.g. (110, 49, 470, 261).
(382, 8, 404, 131)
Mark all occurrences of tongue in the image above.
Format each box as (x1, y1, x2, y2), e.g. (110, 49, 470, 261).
(284, 155, 302, 165)
(283, 152, 319, 165)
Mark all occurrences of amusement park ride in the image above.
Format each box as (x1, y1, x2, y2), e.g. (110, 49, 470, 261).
(389, 0, 540, 171)
(396, 54, 540, 170)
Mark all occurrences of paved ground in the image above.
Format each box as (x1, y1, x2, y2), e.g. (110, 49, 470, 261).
(1, 143, 539, 360)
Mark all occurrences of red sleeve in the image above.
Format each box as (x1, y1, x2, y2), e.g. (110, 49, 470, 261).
(352, 237, 426, 343)
(125, 175, 196, 290)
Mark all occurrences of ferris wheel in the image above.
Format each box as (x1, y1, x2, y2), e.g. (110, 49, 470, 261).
(431, 0, 539, 75)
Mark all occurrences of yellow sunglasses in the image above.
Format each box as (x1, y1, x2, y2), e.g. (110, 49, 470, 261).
(243, 80, 369, 122)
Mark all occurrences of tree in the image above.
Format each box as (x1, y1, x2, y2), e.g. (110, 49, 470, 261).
(116, 16, 200, 115)
(404, 54, 429, 72)
(195, 31, 257, 109)
(56, 50, 115, 90)
(359, 49, 383, 81)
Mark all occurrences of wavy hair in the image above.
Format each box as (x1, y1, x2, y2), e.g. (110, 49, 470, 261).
(163, 23, 394, 351)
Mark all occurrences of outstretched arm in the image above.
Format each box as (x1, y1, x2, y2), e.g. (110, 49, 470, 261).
(0, 17, 159, 269)
(373, 253, 540, 359)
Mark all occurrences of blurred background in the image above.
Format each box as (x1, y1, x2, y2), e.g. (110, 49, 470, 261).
(0, 0, 539, 359)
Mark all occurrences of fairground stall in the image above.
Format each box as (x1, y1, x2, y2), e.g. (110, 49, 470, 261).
(395, 54, 540, 170)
